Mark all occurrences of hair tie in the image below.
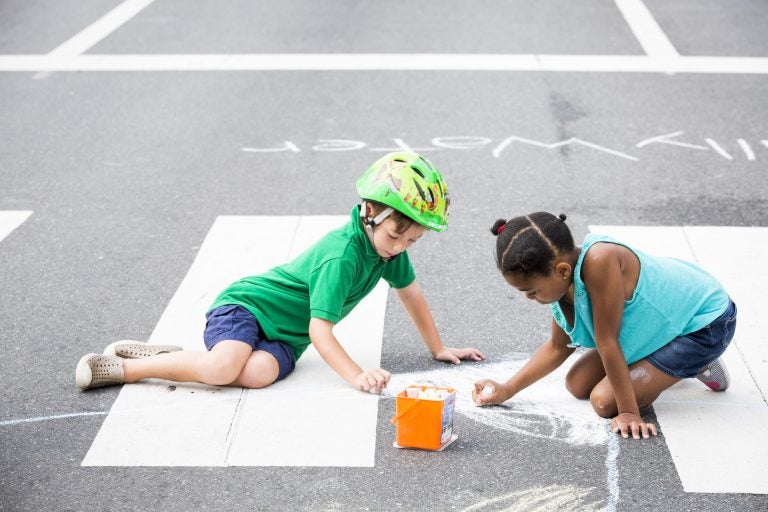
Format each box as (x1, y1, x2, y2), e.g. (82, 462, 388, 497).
(496, 223, 507, 235)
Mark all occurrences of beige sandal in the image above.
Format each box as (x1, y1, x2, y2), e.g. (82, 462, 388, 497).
(102, 340, 182, 359)
(75, 354, 125, 390)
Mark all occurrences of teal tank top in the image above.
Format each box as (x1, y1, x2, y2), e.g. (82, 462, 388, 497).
(550, 233, 729, 364)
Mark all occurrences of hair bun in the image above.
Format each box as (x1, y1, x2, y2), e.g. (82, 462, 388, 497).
(558, 214, 567, 222)
(490, 219, 507, 236)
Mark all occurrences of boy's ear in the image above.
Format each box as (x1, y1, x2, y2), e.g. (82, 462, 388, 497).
(363, 201, 379, 220)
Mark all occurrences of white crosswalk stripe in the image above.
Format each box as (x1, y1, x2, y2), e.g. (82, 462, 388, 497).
(0, 211, 32, 244)
(82, 216, 386, 467)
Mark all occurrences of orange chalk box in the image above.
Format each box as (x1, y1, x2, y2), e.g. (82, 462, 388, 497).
(390, 385, 458, 451)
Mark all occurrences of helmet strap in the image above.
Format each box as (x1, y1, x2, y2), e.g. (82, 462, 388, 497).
(360, 201, 394, 246)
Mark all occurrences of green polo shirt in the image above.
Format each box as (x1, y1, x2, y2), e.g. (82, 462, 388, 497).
(209, 205, 416, 361)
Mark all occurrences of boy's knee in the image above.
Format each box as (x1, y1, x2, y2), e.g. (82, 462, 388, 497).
(237, 371, 276, 389)
(236, 353, 279, 389)
(205, 365, 240, 386)
(204, 352, 248, 385)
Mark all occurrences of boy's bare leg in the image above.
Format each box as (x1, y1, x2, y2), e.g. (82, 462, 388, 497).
(123, 340, 252, 386)
(230, 351, 280, 389)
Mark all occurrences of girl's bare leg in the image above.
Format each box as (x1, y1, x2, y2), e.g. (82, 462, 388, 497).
(565, 350, 681, 418)
(122, 340, 252, 386)
(589, 360, 680, 418)
(565, 349, 606, 399)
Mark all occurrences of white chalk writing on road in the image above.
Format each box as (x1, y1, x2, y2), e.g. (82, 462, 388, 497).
(242, 132, 766, 162)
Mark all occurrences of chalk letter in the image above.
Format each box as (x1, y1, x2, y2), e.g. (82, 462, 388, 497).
(432, 136, 492, 150)
(369, 138, 436, 153)
(705, 139, 733, 160)
(737, 139, 755, 161)
(242, 141, 301, 153)
(636, 131, 708, 150)
(493, 135, 637, 161)
(312, 140, 366, 152)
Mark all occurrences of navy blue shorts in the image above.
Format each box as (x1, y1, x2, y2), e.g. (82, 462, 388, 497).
(646, 299, 737, 378)
(203, 304, 296, 382)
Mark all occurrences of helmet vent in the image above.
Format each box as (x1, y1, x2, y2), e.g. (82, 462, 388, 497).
(410, 166, 425, 179)
(412, 178, 427, 201)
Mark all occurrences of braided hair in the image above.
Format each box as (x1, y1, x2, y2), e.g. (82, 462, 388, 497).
(491, 212, 575, 276)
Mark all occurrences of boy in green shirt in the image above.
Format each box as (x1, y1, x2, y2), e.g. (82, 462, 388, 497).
(76, 152, 485, 393)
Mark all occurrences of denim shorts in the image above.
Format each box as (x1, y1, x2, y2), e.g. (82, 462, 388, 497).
(646, 299, 737, 378)
(203, 304, 296, 382)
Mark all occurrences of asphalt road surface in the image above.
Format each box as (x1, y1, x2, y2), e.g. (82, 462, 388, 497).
(1, 1, 767, 511)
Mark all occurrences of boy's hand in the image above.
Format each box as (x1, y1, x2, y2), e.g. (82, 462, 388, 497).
(472, 379, 504, 406)
(434, 347, 486, 365)
(353, 368, 391, 394)
(611, 412, 658, 440)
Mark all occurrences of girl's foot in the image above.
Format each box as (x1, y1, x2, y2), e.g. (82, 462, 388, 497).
(102, 340, 182, 359)
(76, 354, 125, 389)
(696, 358, 730, 391)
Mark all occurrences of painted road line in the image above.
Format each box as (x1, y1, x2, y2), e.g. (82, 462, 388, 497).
(226, 216, 385, 466)
(2, 54, 768, 74)
(0, 211, 32, 243)
(82, 216, 297, 466)
(590, 225, 768, 494)
(83, 215, 387, 466)
(614, 0, 679, 58)
(48, 0, 157, 57)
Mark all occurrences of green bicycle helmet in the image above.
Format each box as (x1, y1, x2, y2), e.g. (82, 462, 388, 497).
(356, 152, 450, 232)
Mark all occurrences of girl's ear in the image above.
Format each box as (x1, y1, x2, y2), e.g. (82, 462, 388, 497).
(554, 261, 572, 281)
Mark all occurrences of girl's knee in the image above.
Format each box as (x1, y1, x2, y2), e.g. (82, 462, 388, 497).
(565, 349, 605, 400)
(589, 389, 617, 419)
(565, 373, 591, 400)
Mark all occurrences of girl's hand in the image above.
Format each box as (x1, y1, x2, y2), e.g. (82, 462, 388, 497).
(434, 347, 486, 365)
(611, 412, 658, 439)
(472, 379, 505, 406)
(353, 368, 391, 394)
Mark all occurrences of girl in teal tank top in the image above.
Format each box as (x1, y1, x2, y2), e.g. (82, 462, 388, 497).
(472, 212, 736, 441)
